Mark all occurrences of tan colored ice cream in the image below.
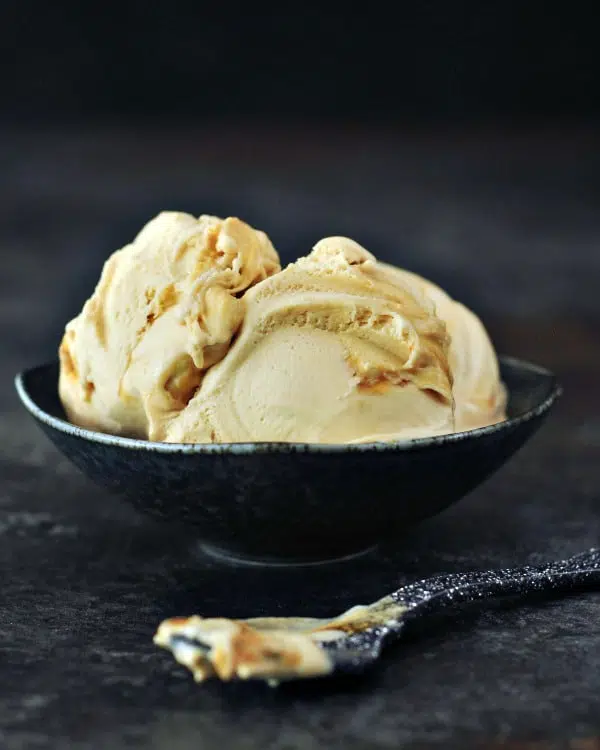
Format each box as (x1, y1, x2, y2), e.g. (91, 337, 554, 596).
(59, 217, 505, 444)
(166, 237, 455, 443)
(374, 262, 506, 432)
(58, 212, 280, 440)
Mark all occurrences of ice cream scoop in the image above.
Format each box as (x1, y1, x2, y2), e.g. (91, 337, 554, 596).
(58, 216, 505, 444)
(165, 237, 456, 443)
(58, 212, 280, 440)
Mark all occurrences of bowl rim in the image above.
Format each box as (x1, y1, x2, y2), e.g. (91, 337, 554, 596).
(15, 356, 561, 455)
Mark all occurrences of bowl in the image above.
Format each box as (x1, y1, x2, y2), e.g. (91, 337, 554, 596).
(15, 357, 560, 565)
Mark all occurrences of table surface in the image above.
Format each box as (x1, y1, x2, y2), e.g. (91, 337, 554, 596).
(1, 125, 599, 749)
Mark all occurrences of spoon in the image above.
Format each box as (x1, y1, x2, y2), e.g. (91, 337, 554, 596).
(154, 548, 600, 685)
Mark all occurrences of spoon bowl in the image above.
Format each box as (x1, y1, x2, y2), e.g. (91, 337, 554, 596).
(15, 356, 560, 565)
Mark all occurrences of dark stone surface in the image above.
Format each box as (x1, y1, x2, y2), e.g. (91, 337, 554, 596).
(1, 126, 600, 748)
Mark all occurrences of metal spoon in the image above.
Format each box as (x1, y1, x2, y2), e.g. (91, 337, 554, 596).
(154, 548, 600, 685)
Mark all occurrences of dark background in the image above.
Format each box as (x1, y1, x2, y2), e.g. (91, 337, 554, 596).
(3, 1, 600, 340)
(3, 3, 600, 124)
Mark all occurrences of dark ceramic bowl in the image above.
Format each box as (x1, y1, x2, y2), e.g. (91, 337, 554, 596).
(15, 357, 560, 565)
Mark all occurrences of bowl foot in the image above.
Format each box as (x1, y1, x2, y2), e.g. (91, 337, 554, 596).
(197, 542, 378, 567)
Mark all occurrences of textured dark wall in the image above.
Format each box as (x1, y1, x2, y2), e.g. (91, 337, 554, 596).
(4, 127, 600, 361)
(3, 4, 599, 318)
(3, 2, 599, 122)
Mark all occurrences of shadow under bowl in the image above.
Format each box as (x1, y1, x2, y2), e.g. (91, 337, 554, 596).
(15, 357, 560, 565)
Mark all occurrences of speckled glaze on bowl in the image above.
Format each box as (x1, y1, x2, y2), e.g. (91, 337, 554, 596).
(15, 357, 560, 564)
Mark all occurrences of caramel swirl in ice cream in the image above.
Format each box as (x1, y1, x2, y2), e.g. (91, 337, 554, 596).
(59, 215, 505, 444)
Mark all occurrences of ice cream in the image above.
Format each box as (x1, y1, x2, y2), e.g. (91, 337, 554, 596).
(373, 262, 506, 432)
(59, 214, 505, 444)
(166, 237, 455, 443)
(59, 212, 280, 440)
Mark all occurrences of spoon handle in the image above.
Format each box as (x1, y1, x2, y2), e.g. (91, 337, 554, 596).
(391, 548, 600, 622)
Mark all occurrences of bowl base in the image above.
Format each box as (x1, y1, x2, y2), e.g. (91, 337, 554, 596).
(197, 542, 378, 567)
